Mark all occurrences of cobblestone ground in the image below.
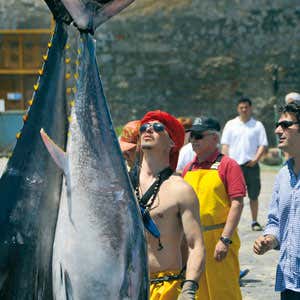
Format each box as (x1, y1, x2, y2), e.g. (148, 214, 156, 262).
(0, 158, 281, 299)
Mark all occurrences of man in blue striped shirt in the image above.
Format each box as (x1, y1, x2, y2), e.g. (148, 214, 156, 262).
(253, 101, 300, 300)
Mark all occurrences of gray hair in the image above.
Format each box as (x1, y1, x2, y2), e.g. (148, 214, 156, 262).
(285, 92, 300, 105)
(206, 130, 220, 139)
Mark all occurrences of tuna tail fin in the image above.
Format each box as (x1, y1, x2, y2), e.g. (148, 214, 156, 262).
(49, 0, 134, 34)
(40, 128, 68, 173)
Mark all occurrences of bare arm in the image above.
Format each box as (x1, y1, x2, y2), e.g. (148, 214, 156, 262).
(222, 197, 243, 238)
(214, 197, 243, 261)
(221, 144, 229, 156)
(179, 184, 205, 282)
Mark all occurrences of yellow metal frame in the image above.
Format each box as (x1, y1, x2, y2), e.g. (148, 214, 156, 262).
(0, 29, 52, 35)
(0, 18, 54, 110)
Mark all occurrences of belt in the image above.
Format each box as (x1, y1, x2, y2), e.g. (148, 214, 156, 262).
(150, 268, 185, 284)
(240, 161, 250, 167)
(202, 222, 225, 232)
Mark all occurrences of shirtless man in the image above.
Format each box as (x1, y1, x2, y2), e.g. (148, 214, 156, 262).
(136, 110, 205, 300)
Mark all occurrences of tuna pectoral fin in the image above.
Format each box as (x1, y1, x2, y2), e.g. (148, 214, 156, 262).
(40, 128, 67, 173)
(64, 270, 74, 300)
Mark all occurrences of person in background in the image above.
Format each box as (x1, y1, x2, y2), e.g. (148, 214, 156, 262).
(177, 117, 193, 145)
(137, 110, 205, 300)
(253, 102, 300, 300)
(221, 97, 268, 231)
(183, 116, 245, 300)
(176, 117, 197, 174)
(119, 120, 140, 170)
(283, 92, 300, 161)
(285, 91, 300, 105)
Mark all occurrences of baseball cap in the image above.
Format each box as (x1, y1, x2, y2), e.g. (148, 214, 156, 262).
(119, 120, 140, 152)
(187, 117, 221, 133)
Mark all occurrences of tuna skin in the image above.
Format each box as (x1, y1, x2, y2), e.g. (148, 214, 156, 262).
(0, 22, 68, 299)
(47, 33, 148, 300)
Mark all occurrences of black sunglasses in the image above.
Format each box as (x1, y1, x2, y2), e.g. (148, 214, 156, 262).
(190, 132, 214, 140)
(275, 120, 299, 129)
(140, 122, 165, 133)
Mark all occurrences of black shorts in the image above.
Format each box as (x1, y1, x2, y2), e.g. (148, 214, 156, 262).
(281, 289, 300, 300)
(240, 163, 261, 200)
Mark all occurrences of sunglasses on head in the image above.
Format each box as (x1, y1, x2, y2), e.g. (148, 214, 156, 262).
(140, 122, 165, 133)
(190, 132, 214, 140)
(275, 120, 300, 129)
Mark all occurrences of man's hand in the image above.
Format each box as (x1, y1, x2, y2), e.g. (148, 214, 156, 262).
(253, 235, 278, 255)
(177, 280, 198, 300)
(246, 159, 258, 167)
(214, 240, 229, 261)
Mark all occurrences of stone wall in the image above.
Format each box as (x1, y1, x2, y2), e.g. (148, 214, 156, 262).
(0, 0, 50, 29)
(1, 0, 300, 145)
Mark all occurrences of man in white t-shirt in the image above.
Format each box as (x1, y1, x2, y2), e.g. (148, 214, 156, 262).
(221, 97, 268, 231)
(176, 143, 195, 173)
(176, 117, 196, 173)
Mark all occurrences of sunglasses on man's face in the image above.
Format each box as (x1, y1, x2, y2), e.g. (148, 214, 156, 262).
(139, 122, 165, 133)
(275, 120, 300, 129)
(190, 132, 214, 140)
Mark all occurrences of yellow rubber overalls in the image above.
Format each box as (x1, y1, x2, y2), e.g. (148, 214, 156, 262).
(184, 156, 242, 300)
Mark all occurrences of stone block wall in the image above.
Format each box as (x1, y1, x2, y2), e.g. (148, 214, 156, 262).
(1, 0, 300, 145)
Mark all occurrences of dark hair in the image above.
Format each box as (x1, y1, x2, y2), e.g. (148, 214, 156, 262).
(280, 103, 300, 132)
(237, 97, 252, 106)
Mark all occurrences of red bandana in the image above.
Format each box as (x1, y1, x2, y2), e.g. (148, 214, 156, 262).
(141, 110, 185, 170)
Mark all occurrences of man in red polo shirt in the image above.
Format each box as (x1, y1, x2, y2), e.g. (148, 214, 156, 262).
(182, 116, 246, 300)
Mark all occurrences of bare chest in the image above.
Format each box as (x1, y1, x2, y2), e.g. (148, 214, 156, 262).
(138, 185, 180, 228)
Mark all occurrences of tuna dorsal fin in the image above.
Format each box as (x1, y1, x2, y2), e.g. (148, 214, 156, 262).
(40, 128, 67, 172)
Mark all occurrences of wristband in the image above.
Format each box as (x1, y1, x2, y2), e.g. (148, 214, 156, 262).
(181, 279, 199, 290)
(220, 236, 232, 245)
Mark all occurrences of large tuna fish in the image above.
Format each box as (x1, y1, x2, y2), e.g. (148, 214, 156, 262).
(0, 22, 68, 299)
(41, 31, 148, 300)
